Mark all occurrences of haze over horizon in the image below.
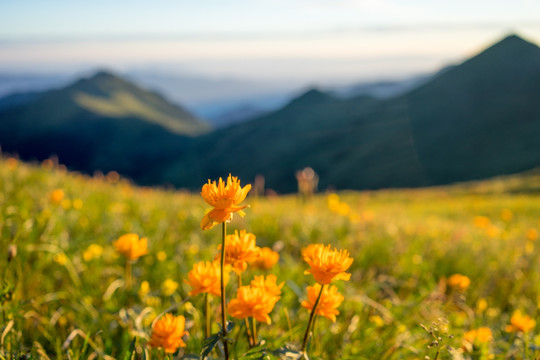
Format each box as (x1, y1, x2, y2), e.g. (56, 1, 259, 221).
(2, 0, 540, 86)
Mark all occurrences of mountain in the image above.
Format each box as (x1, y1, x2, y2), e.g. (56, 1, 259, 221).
(330, 75, 429, 100)
(162, 33, 540, 192)
(0, 71, 209, 184)
(190, 93, 293, 127)
(2, 34, 540, 192)
(0, 91, 42, 111)
(406, 34, 540, 184)
(162, 88, 416, 192)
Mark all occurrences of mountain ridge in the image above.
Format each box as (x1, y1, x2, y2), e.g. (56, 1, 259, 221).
(1, 33, 540, 192)
(163, 33, 540, 191)
(0, 69, 208, 184)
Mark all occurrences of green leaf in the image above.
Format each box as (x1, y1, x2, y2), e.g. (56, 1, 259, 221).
(122, 337, 137, 360)
(286, 280, 303, 299)
(273, 345, 304, 360)
(238, 342, 279, 360)
(200, 333, 221, 360)
(0, 280, 14, 303)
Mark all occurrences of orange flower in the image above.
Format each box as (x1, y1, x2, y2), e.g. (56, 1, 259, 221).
(301, 284, 344, 322)
(506, 310, 536, 333)
(200, 174, 251, 230)
(474, 216, 490, 229)
(6, 157, 18, 170)
(302, 244, 353, 284)
(251, 275, 283, 307)
(447, 274, 470, 292)
(527, 228, 539, 241)
(253, 247, 279, 270)
(148, 313, 188, 353)
(49, 189, 64, 205)
(184, 261, 229, 297)
(216, 230, 261, 274)
(228, 285, 275, 324)
(463, 327, 493, 347)
(113, 233, 148, 261)
(501, 209, 513, 222)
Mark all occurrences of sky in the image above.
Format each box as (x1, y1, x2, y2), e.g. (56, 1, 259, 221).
(1, 0, 540, 85)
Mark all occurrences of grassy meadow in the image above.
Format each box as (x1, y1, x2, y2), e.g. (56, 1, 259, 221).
(1, 155, 540, 359)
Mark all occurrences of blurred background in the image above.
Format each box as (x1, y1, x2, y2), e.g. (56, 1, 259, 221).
(1, 0, 540, 192)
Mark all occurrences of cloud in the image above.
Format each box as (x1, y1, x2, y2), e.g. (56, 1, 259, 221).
(306, 0, 424, 15)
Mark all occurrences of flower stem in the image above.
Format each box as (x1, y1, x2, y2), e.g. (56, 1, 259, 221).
(125, 260, 132, 291)
(251, 317, 258, 346)
(301, 284, 325, 354)
(237, 274, 254, 347)
(205, 292, 211, 338)
(220, 222, 230, 360)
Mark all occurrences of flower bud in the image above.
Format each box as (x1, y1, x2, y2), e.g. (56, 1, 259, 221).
(7, 244, 17, 262)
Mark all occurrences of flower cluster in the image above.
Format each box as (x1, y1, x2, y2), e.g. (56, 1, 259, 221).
(301, 243, 352, 354)
(108, 174, 353, 357)
(195, 174, 286, 356)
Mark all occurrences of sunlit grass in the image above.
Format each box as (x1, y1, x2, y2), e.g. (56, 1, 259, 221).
(1, 155, 540, 359)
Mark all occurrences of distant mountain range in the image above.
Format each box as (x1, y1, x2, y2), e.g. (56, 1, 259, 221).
(124, 71, 296, 126)
(1, 34, 540, 192)
(0, 73, 72, 98)
(0, 70, 298, 127)
(0, 70, 427, 128)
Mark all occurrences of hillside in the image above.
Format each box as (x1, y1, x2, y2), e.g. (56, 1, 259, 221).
(406, 34, 540, 184)
(2, 155, 540, 357)
(163, 34, 540, 192)
(0, 71, 209, 135)
(0, 71, 209, 184)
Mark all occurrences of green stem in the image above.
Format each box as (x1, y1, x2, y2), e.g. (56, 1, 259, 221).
(125, 260, 132, 291)
(220, 222, 230, 360)
(506, 332, 517, 356)
(238, 274, 254, 347)
(301, 284, 325, 354)
(251, 317, 258, 346)
(433, 346, 440, 360)
(205, 292, 211, 338)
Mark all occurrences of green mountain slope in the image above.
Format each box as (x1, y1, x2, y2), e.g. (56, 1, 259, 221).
(164, 88, 428, 192)
(0, 71, 209, 184)
(11, 71, 209, 135)
(164, 34, 540, 192)
(406, 34, 540, 184)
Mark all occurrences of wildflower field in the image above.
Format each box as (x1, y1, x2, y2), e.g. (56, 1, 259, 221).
(2, 156, 540, 360)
